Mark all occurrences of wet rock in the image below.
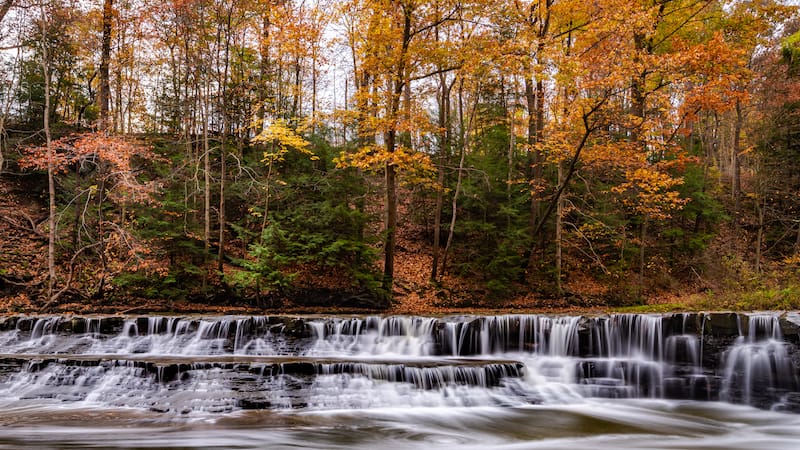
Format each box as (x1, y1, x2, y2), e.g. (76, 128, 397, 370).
(780, 313, 800, 344)
(98, 316, 126, 334)
(662, 313, 702, 336)
(0, 316, 16, 331)
(701, 313, 743, 338)
(239, 399, 272, 410)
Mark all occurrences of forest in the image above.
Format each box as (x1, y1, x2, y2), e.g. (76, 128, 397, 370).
(0, 0, 799, 313)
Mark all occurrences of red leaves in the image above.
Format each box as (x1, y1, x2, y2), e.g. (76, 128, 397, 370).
(20, 132, 162, 205)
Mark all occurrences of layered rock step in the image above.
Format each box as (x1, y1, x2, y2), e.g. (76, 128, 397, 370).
(1, 313, 798, 413)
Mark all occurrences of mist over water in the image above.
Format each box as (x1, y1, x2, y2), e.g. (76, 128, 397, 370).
(1, 313, 799, 448)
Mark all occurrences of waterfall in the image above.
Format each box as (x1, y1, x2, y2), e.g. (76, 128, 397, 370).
(0, 313, 798, 415)
(721, 314, 799, 408)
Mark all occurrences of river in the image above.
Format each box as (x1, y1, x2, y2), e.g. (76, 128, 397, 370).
(0, 313, 798, 449)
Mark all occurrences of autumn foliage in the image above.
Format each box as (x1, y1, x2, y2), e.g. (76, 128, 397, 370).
(0, 0, 799, 312)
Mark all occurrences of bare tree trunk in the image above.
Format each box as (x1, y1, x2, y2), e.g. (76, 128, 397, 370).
(217, 7, 232, 276)
(525, 5, 553, 271)
(384, 153, 397, 291)
(44, 49, 56, 302)
(218, 124, 227, 275)
(381, 7, 413, 293)
(442, 81, 476, 275)
(639, 218, 647, 297)
(732, 98, 743, 216)
(555, 161, 563, 294)
(259, 11, 271, 126)
(38, 2, 57, 302)
(292, 58, 301, 118)
(507, 79, 516, 200)
(311, 51, 317, 134)
(794, 220, 800, 256)
(431, 73, 451, 282)
(260, 157, 274, 242)
(524, 77, 538, 219)
(95, 176, 107, 298)
(755, 194, 765, 274)
(202, 82, 211, 285)
(98, 0, 112, 130)
(441, 126, 466, 276)
(0, 123, 4, 172)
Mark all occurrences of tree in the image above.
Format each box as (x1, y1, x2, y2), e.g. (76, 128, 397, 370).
(338, 0, 459, 293)
(98, 0, 112, 130)
(20, 132, 160, 304)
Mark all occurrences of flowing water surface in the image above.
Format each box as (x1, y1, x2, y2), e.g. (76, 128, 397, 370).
(1, 313, 799, 449)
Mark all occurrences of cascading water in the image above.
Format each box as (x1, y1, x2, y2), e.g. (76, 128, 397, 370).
(1, 313, 799, 449)
(721, 314, 799, 407)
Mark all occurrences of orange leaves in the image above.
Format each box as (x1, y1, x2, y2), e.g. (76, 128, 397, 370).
(612, 166, 688, 221)
(671, 31, 752, 118)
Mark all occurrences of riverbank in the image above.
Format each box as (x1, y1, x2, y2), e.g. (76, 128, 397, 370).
(2, 285, 799, 317)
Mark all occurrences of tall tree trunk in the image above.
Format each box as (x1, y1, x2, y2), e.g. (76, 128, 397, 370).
(555, 161, 564, 294)
(639, 218, 647, 297)
(0, 117, 5, 174)
(43, 30, 57, 302)
(381, 6, 412, 293)
(95, 176, 107, 299)
(401, 70, 412, 150)
(732, 98, 743, 217)
(384, 150, 397, 291)
(311, 51, 317, 134)
(431, 73, 451, 282)
(202, 82, 211, 286)
(292, 58, 301, 118)
(442, 81, 476, 275)
(259, 11, 271, 127)
(217, 7, 232, 277)
(441, 139, 465, 277)
(99, 0, 113, 130)
(794, 220, 800, 256)
(507, 80, 516, 200)
(218, 131, 226, 275)
(525, 4, 553, 271)
(755, 194, 765, 274)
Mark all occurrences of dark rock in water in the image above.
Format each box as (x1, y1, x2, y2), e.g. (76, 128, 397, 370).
(777, 392, 800, 413)
(702, 313, 742, 338)
(98, 316, 126, 334)
(279, 317, 311, 338)
(780, 313, 800, 344)
(0, 316, 19, 332)
(239, 398, 272, 410)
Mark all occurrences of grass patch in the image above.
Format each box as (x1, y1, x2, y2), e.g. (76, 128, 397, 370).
(696, 285, 800, 311)
(611, 302, 691, 314)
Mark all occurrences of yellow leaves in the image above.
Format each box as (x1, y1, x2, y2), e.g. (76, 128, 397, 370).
(783, 254, 800, 266)
(255, 119, 311, 153)
(254, 119, 315, 163)
(335, 144, 436, 186)
(578, 222, 616, 242)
